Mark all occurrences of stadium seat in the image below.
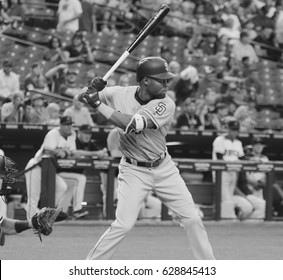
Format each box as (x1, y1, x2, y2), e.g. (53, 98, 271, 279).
(0, 37, 15, 47)
(12, 43, 29, 55)
(2, 25, 29, 39)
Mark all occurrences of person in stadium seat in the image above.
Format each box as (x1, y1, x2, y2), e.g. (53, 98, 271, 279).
(56, 0, 83, 33)
(0, 59, 20, 102)
(0, 91, 24, 123)
(63, 93, 95, 126)
(24, 62, 50, 94)
(63, 31, 94, 64)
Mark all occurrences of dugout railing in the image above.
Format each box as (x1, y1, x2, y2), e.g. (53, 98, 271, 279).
(39, 156, 280, 221)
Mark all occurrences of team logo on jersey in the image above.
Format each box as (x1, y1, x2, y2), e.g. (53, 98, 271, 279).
(154, 102, 166, 115)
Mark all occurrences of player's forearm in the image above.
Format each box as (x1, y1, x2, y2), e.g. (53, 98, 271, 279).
(1, 218, 31, 235)
(98, 103, 155, 130)
(72, 150, 100, 158)
(98, 103, 131, 129)
(109, 111, 133, 129)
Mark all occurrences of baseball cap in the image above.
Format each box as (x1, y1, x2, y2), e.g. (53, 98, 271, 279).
(227, 120, 240, 130)
(60, 116, 73, 125)
(79, 124, 92, 134)
(251, 137, 266, 146)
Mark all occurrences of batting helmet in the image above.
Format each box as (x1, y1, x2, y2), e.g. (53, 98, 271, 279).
(136, 57, 175, 82)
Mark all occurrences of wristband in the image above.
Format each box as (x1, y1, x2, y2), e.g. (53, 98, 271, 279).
(134, 114, 147, 131)
(98, 103, 115, 119)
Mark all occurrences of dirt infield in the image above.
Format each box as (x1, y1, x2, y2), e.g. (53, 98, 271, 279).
(1, 220, 283, 260)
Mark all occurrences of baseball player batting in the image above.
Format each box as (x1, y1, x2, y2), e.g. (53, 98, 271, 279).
(78, 57, 215, 260)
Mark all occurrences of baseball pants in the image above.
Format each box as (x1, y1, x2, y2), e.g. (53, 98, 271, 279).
(25, 158, 68, 219)
(59, 172, 87, 212)
(86, 155, 215, 260)
(221, 171, 238, 219)
(100, 171, 118, 217)
(233, 194, 266, 219)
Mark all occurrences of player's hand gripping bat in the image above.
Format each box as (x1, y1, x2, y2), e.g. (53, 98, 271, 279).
(78, 4, 171, 102)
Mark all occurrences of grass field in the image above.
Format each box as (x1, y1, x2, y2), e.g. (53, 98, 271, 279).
(1, 220, 283, 260)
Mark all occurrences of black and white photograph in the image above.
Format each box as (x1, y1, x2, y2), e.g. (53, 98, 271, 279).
(0, 0, 283, 278)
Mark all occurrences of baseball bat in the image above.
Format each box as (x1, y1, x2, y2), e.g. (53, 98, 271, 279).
(78, 4, 170, 102)
(102, 4, 171, 81)
(27, 90, 73, 102)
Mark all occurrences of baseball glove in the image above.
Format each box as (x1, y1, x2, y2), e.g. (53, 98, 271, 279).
(31, 207, 62, 241)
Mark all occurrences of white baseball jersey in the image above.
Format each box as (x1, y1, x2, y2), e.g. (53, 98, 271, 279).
(212, 134, 244, 161)
(33, 127, 76, 163)
(100, 86, 175, 162)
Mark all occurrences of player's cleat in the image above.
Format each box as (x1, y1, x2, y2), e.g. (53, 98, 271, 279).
(0, 227, 5, 246)
(55, 210, 69, 222)
(71, 209, 89, 219)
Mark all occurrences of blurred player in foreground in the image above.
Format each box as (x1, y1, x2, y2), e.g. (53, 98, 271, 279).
(0, 154, 65, 245)
(79, 56, 215, 260)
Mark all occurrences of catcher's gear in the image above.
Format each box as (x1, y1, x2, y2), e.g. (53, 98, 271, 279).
(0, 155, 18, 199)
(136, 57, 175, 82)
(88, 76, 107, 92)
(125, 114, 148, 134)
(0, 155, 17, 183)
(31, 207, 62, 242)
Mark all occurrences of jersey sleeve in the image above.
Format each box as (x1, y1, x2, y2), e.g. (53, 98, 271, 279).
(99, 87, 115, 107)
(213, 137, 225, 154)
(139, 97, 175, 129)
(42, 131, 59, 151)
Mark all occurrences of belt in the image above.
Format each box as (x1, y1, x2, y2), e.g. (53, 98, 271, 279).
(125, 153, 166, 168)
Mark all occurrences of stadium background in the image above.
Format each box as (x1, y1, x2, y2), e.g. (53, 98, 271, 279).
(1, 0, 283, 221)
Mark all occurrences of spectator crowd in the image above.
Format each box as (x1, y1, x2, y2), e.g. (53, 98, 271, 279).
(1, 0, 283, 221)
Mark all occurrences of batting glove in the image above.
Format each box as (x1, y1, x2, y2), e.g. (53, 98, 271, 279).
(88, 77, 107, 92)
(84, 90, 101, 109)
